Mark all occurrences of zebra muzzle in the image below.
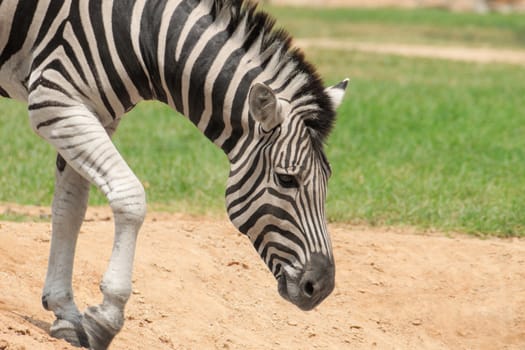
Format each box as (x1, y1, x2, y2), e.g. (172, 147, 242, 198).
(277, 253, 335, 311)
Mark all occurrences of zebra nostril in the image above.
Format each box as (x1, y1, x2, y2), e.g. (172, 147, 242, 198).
(303, 280, 315, 297)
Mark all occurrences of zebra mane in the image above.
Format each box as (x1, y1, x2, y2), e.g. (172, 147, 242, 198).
(211, 0, 336, 143)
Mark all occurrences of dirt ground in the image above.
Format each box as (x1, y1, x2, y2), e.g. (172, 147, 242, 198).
(0, 205, 524, 350)
(295, 38, 525, 67)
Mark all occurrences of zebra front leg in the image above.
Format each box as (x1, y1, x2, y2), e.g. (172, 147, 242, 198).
(30, 105, 145, 349)
(80, 170, 145, 350)
(81, 206, 144, 349)
(43, 156, 90, 347)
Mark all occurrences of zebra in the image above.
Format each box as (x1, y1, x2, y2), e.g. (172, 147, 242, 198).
(0, 0, 348, 348)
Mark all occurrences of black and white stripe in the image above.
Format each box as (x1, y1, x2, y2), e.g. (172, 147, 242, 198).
(1, 0, 348, 347)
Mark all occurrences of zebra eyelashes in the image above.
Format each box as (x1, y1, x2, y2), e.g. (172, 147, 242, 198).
(275, 173, 300, 189)
(249, 82, 284, 132)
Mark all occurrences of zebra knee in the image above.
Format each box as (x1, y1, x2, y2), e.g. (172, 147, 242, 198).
(108, 178, 147, 228)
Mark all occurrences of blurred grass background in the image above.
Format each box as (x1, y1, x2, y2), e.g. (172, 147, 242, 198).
(262, 6, 525, 48)
(1, 6, 524, 236)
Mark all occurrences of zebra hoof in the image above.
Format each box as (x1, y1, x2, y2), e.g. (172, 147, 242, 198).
(50, 318, 90, 348)
(82, 305, 123, 350)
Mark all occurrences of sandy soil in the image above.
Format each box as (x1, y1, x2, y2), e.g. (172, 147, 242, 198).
(0, 205, 524, 349)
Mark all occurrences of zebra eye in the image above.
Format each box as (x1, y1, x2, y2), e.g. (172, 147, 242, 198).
(276, 173, 299, 188)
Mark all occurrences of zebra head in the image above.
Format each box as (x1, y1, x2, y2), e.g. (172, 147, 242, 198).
(226, 79, 348, 311)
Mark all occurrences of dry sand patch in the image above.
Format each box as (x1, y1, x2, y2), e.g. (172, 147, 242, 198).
(0, 206, 524, 349)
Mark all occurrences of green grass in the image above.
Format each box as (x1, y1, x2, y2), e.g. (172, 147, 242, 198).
(2, 51, 524, 236)
(0, 99, 228, 215)
(262, 6, 525, 49)
(0, 209, 50, 222)
(110, 103, 228, 214)
(1, 7, 525, 236)
(315, 50, 525, 236)
(0, 101, 55, 204)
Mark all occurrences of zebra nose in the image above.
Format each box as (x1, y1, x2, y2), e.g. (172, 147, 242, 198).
(297, 254, 335, 310)
(302, 280, 315, 297)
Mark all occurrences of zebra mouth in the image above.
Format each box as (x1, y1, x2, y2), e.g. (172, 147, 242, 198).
(276, 269, 316, 311)
(275, 254, 335, 311)
(277, 274, 290, 302)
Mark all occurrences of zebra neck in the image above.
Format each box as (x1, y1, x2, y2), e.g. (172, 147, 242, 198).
(139, 0, 313, 160)
(147, 0, 262, 159)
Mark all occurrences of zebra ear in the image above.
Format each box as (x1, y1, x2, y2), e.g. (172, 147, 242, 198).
(249, 83, 284, 132)
(325, 78, 349, 110)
